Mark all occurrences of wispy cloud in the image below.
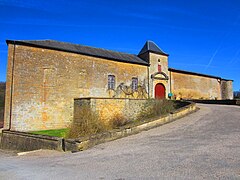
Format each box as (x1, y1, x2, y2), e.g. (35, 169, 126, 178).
(130, 4, 221, 23)
(204, 46, 222, 71)
(0, 0, 44, 9)
(171, 62, 218, 68)
(205, 15, 240, 71)
(0, 20, 151, 30)
(0, 0, 66, 12)
(0, 19, 225, 34)
(229, 49, 240, 64)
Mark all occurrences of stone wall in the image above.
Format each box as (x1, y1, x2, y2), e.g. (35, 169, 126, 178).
(221, 80, 233, 99)
(170, 71, 221, 100)
(191, 99, 239, 105)
(1, 130, 63, 151)
(4, 42, 233, 132)
(68, 101, 196, 152)
(4, 44, 148, 131)
(74, 98, 148, 125)
(1, 101, 196, 152)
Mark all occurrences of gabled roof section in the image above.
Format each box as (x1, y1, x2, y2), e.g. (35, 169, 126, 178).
(138, 40, 169, 56)
(6, 40, 149, 66)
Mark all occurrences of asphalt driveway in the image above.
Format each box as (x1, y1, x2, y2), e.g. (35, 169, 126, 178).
(0, 104, 239, 179)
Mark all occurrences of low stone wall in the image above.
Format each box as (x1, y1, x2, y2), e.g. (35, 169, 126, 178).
(66, 101, 196, 151)
(1, 130, 64, 151)
(74, 98, 148, 124)
(190, 99, 240, 105)
(1, 101, 197, 152)
(237, 100, 240, 105)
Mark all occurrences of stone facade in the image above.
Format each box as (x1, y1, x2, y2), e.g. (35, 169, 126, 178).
(170, 71, 221, 100)
(169, 69, 233, 100)
(4, 40, 233, 131)
(4, 44, 147, 131)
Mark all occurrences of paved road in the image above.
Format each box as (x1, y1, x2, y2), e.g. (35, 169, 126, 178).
(0, 104, 240, 180)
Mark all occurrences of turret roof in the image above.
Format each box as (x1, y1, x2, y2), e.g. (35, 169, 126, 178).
(138, 40, 169, 56)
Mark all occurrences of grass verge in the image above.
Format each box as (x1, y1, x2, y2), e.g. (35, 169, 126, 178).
(29, 129, 69, 137)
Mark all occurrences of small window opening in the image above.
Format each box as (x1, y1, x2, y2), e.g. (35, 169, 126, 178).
(132, 77, 138, 91)
(158, 65, 162, 72)
(108, 75, 115, 90)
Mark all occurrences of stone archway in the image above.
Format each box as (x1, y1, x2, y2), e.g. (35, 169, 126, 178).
(155, 83, 165, 99)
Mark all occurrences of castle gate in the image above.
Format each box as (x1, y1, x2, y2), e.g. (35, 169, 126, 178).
(155, 83, 165, 99)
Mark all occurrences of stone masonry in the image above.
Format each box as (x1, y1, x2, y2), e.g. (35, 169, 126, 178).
(4, 40, 233, 131)
(4, 44, 147, 131)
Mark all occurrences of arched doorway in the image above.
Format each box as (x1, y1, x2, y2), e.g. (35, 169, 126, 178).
(155, 83, 165, 99)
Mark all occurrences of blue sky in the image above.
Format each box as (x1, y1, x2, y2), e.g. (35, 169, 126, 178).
(0, 0, 239, 90)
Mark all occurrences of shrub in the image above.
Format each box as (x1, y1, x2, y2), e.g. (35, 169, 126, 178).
(67, 99, 179, 138)
(138, 99, 175, 120)
(109, 113, 128, 129)
(67, 105, 106, 138)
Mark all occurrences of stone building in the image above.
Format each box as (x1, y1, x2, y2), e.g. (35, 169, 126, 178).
(4, 40, 233, 131)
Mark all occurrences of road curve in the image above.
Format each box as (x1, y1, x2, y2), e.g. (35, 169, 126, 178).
(0, 104, 240, 179)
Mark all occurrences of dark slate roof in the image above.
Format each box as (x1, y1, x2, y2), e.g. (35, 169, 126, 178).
(138, 40, 169, 56)
(169, 68, 233, 81)
(6, 40, 149, 66)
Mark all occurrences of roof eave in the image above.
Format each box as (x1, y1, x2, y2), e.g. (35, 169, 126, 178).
(149, 50, 169, 56)
(169, 68, 221, 79)
(169, 68, 233, 81)
(138, 50, 169, 57)
(6, 40, 149, 66)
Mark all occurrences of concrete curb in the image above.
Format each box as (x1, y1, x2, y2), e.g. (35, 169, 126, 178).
(65, 101, 197, 152)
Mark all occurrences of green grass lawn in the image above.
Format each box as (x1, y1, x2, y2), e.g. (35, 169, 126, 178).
(29, 128, 69, 137)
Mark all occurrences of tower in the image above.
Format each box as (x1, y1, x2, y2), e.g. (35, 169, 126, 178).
(138, 41, 170, 99)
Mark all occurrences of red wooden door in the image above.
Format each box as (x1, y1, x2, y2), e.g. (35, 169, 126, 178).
(155, 83, 165, 99)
